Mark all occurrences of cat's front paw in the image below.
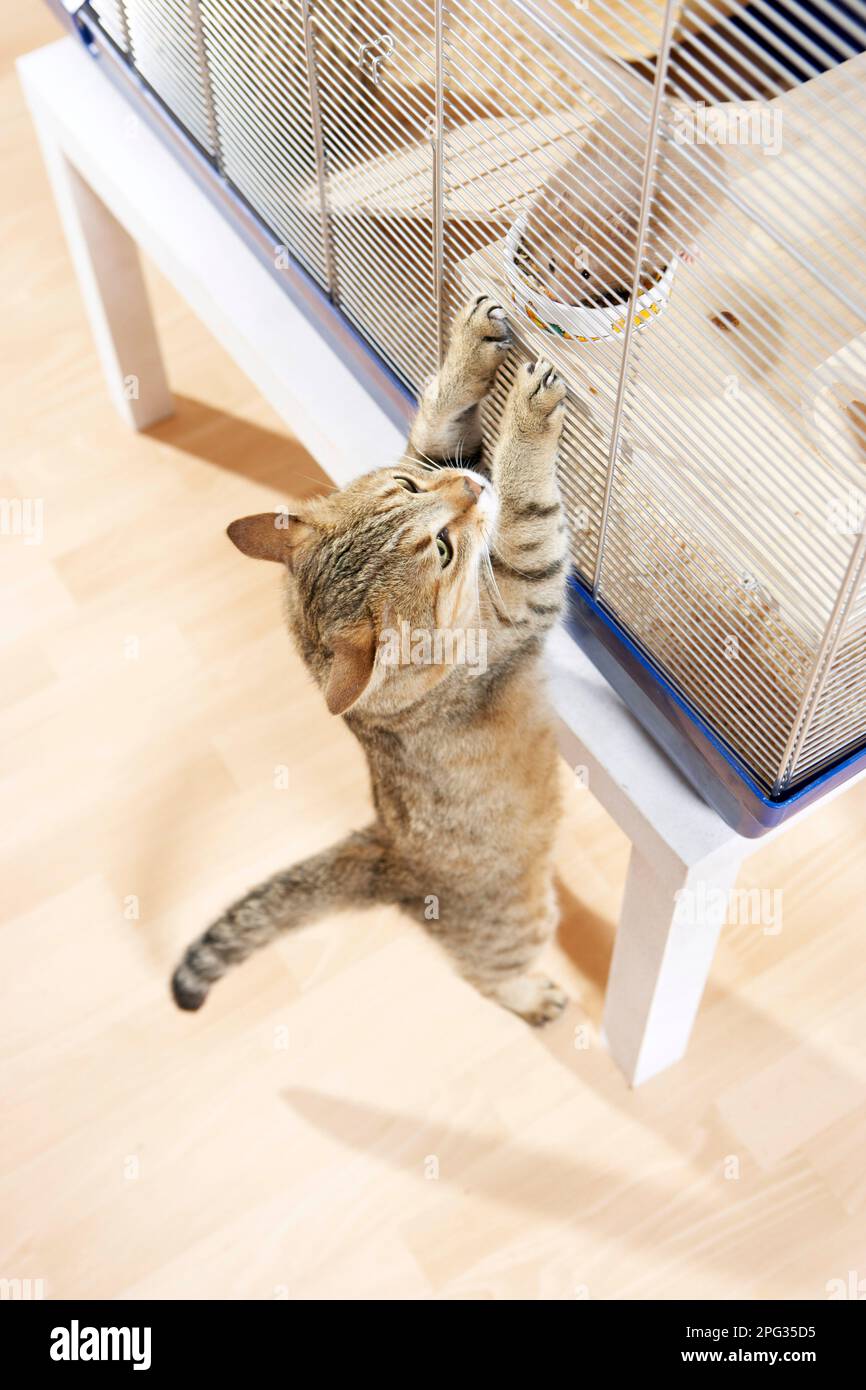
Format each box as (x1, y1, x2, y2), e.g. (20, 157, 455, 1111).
(459, 292, 512, 346)
(508, 359, 567, 439)
(447, 295, 513, 394)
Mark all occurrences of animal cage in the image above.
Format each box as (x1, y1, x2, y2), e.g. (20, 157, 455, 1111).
(52, 0, 866, 834)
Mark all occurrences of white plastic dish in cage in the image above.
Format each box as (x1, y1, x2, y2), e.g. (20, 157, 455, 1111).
(503, 213, 677, 345)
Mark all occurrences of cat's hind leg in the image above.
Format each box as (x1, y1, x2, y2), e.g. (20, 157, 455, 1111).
(171, 825, 393, 1011)
(406, 295, 511, 471)
(484, 973, 569, 1026)
(422, 887, 568, 1027)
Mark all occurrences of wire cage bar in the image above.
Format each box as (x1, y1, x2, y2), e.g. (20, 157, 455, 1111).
(592, 0, 680, 598)
(74, 0, 866, 815)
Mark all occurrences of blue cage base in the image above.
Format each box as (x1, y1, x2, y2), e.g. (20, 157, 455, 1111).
(566, 578, 866, 838)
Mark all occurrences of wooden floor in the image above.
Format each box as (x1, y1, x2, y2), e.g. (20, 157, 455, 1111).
(3, 13, 866, 1302)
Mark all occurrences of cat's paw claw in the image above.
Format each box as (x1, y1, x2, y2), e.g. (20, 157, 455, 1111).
(460, 294, 512, 349)
(443, 297, 513, 400)
(511, 359, 567, 431)
(481, 304, 510, 344)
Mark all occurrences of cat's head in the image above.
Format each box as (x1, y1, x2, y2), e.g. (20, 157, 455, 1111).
(227, 462, 497, 716)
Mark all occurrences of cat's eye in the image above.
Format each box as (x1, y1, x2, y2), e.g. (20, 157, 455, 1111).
(436, 529, 453, 567)
(394, 475, 420, 493)
(581, 268, 592, 280)
(547, 259, 557, 273)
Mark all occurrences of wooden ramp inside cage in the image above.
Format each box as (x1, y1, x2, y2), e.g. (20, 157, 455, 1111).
(302, 105, 588, 228)
(300, 28, 656, 226)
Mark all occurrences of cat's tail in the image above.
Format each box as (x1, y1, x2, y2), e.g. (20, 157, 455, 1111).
(171, 826, 392, 1011)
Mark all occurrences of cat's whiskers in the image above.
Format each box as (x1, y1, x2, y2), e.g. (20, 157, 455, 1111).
(396, 451, 439, 474)
(481, 543, 512, 623)
(489, 537, 549, 582)
(277, 472, 340, 497)
(471, 549, 482, 627)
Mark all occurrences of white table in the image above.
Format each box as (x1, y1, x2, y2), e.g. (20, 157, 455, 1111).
(20, 35, 861, 1085)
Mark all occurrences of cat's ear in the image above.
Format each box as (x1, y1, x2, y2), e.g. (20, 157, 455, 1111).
(226, 512, 312, 569)
(324, 622, 377, 716)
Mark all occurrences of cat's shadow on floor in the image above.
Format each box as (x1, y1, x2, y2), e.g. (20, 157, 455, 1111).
(280, 886, 843, 1287)
(281, 983, 833, 1289)
(145, 394, 335, 499)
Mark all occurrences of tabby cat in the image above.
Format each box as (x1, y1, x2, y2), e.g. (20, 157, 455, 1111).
(171, 297, 571, 1025)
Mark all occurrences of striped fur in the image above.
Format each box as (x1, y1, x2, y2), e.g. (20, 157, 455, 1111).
(172, 297, 571, 1026)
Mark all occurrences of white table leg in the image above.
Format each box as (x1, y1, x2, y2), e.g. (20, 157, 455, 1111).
(602, 841, 748, 1086)
(29, 111, 172, 430)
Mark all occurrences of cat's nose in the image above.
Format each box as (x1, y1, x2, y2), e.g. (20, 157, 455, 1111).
(462, 474, 485, 502)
